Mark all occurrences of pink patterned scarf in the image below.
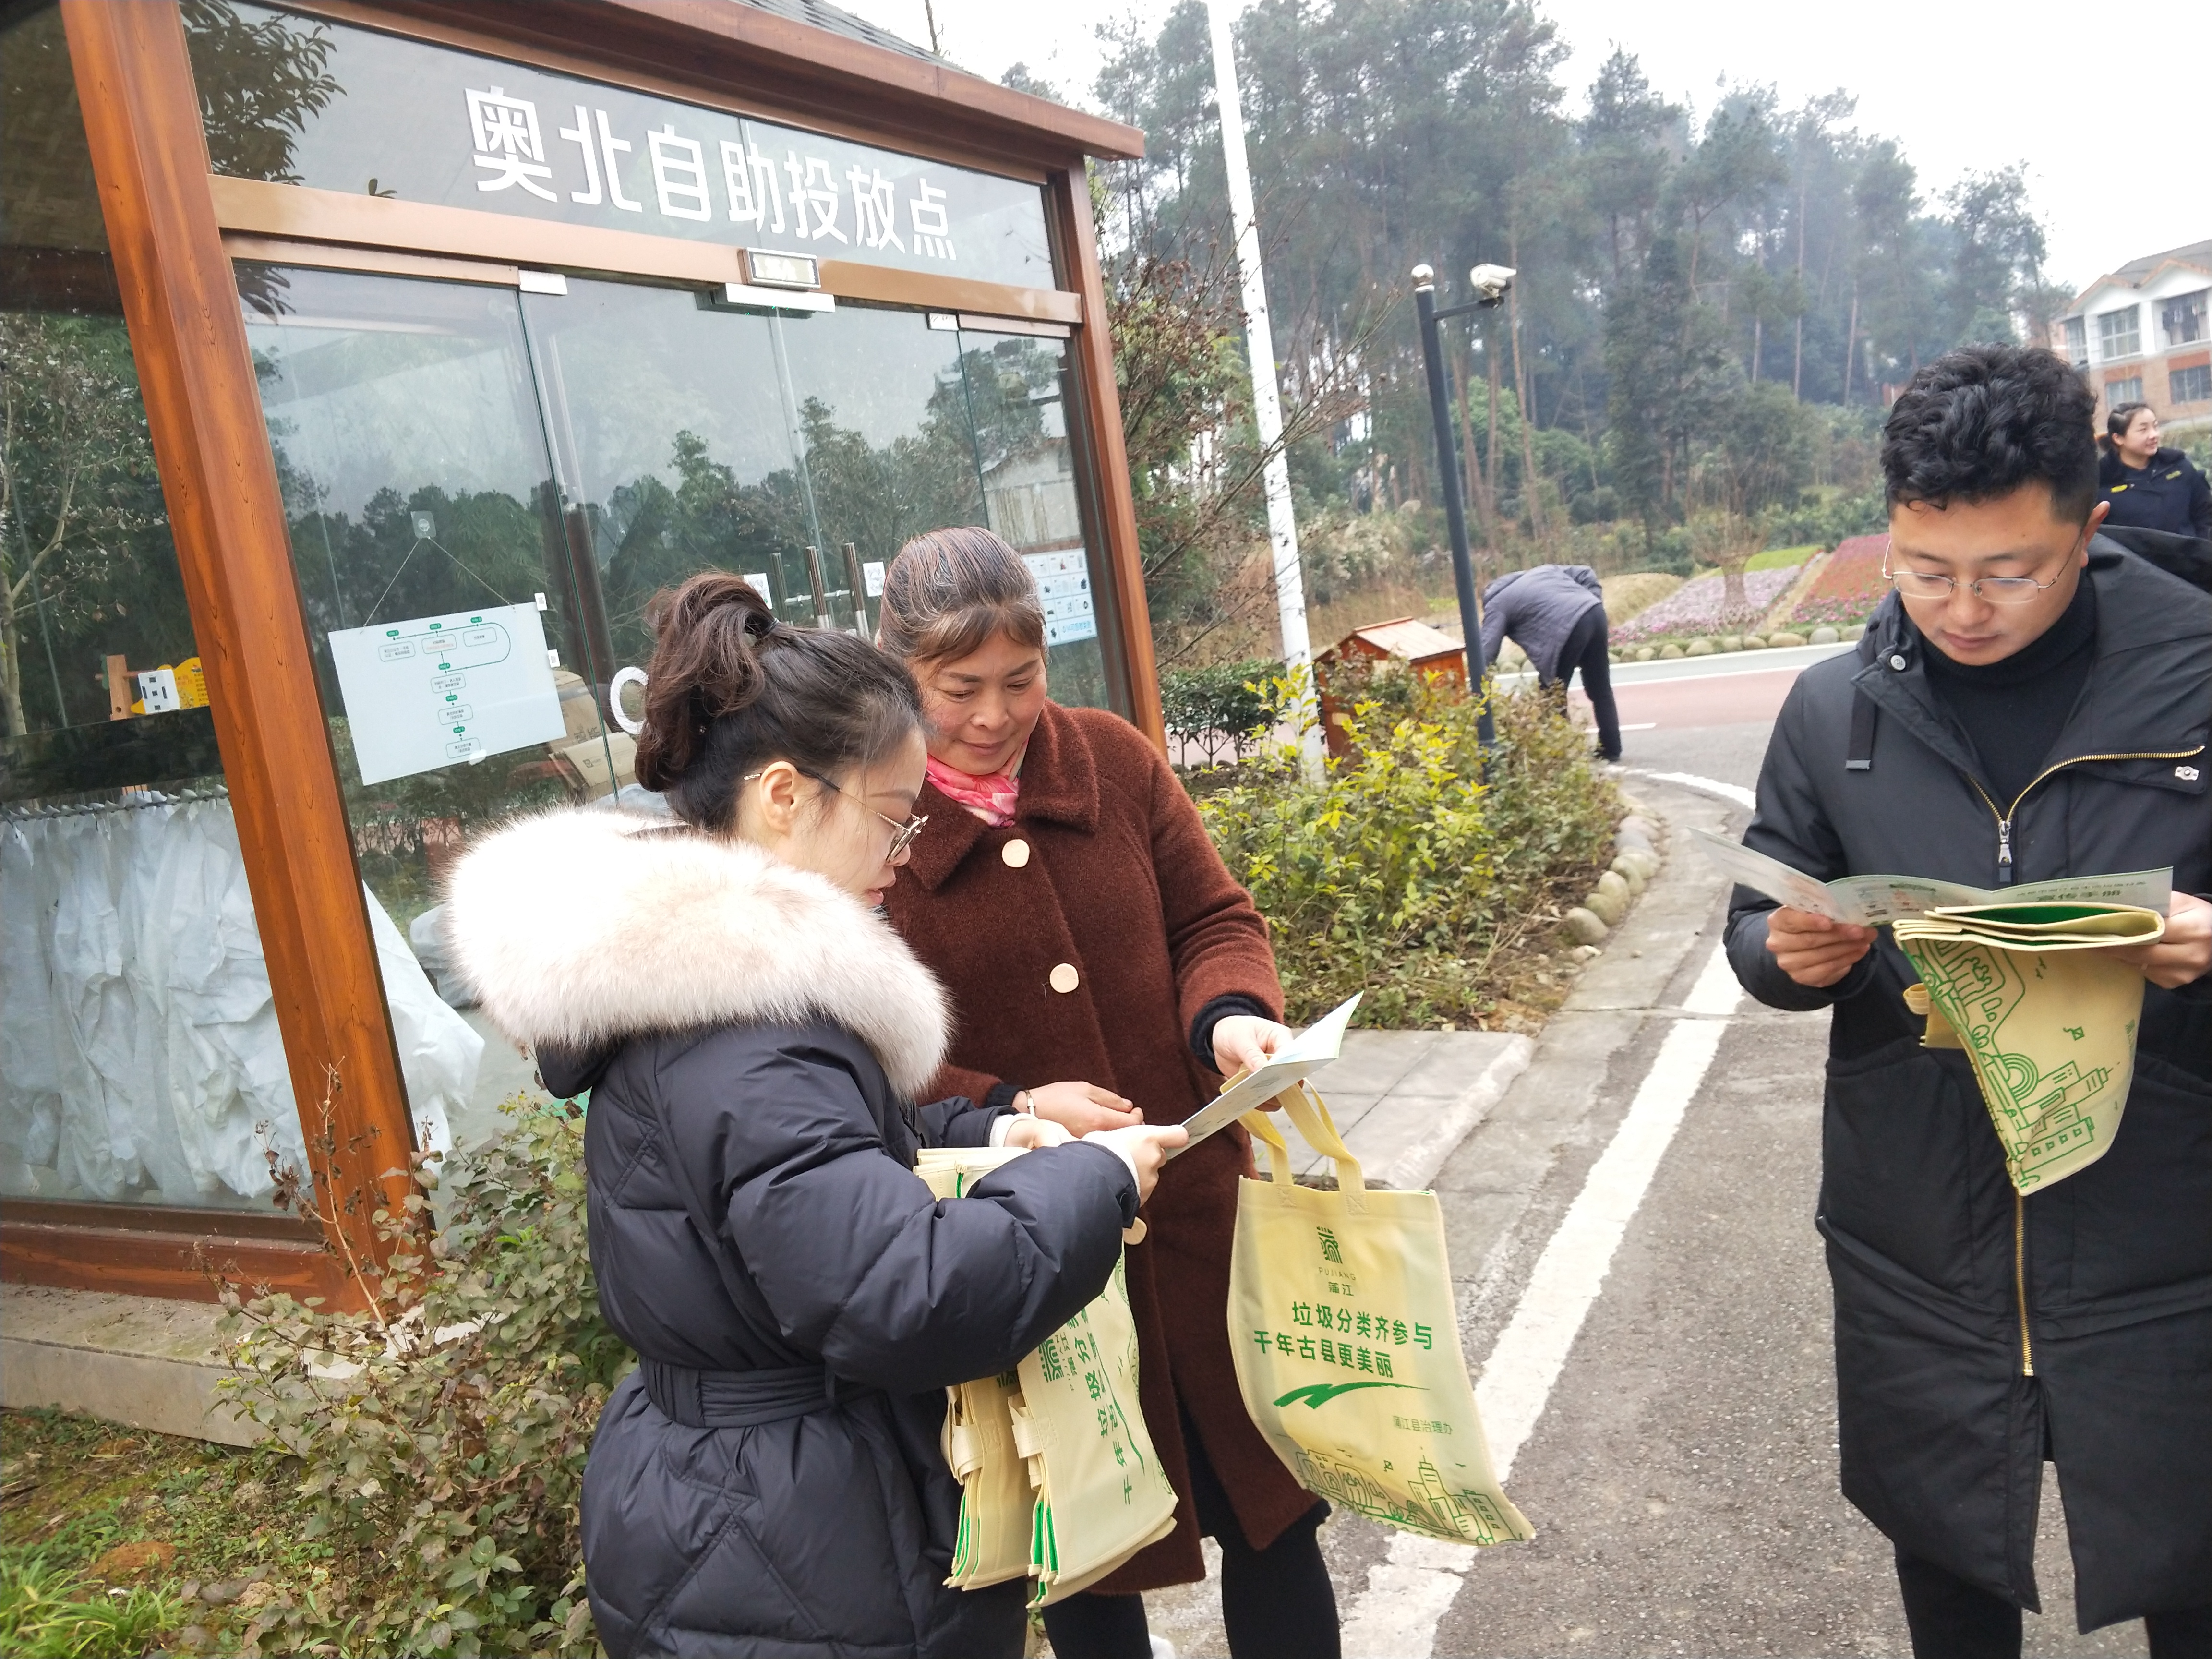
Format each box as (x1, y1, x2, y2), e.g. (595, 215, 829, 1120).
(926, 754, 1022, 827)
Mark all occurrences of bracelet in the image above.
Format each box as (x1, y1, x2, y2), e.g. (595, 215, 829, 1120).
(1014, 1089, 1034, 1114)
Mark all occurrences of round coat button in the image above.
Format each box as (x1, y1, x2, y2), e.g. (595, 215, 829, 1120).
(1049, 962, 1080, 994)
(1002, 838, 1031, 868)
(1889, 653, 1908, 670)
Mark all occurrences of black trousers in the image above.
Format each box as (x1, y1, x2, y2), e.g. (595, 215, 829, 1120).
(1539, 605, 1622, 761)
(1897, 1550, 2212, 1659)
(1039, 1408, 1339, 1659)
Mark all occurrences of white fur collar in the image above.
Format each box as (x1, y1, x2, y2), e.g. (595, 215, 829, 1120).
(443, 810, 949, 1097)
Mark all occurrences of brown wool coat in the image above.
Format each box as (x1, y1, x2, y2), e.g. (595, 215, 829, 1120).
(883, 701, 1317, 1591)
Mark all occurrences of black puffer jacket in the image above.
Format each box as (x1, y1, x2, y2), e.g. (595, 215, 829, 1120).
(2099, 445, 2212, 539)
(447, 811, 1140, 1659)
(1726, 546, 2211, 1628)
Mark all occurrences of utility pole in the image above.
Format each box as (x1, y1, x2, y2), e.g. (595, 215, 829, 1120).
(1207, 0, 1322, 777)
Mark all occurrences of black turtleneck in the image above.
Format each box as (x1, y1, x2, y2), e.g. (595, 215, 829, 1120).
(1915, 575, 2098, 805)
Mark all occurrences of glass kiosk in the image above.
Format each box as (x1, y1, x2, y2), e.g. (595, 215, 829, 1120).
(0, 0, 1151, 1304)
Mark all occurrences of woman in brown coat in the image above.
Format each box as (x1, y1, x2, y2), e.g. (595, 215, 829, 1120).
(877, 529, 1340, 1659)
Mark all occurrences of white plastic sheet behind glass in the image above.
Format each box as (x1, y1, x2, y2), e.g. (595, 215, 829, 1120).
(0, 796, 470, 1206)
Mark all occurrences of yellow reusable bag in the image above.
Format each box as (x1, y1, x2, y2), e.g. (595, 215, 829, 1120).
(917, 1148, 1177, 1601)
(1894, 901, 2164, 1192)
(919, 1154, 1036, 1589)
(940, 1370, 1033, 1588)
(1230, 1087, 1532, 1547)
(1011, 1251, 1178, 1604)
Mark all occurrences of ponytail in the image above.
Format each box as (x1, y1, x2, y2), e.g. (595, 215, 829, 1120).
(633, 572, 921, 832)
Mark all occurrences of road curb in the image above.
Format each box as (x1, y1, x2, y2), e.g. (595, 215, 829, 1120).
(1377, 1034, 1535, 1191)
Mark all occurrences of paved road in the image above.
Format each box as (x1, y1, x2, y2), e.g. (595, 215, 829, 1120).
(1138, 661, 2153, 1658)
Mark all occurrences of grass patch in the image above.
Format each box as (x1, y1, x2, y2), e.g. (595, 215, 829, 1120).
(1745, 543, 1820, 571)
(0, 1408, 335, 1656)
(0, 1551, 184, 1659)
(1598, 570, 1684, 625)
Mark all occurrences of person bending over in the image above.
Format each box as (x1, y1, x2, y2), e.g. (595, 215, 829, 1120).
(1479, 563, 1622, 761)
(1726, 344, 2212, 1658)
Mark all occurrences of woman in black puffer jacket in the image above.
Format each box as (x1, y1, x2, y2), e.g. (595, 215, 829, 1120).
(2098, 401, 2212, 539)
(446, 574, 1185, 1659)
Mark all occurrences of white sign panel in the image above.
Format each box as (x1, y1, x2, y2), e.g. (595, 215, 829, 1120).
(329, 604, 566, 786)
(1023, 549, 1097, 647)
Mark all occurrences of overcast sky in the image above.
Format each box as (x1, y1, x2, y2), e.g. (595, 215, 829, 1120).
(839, 0, 2208, 294)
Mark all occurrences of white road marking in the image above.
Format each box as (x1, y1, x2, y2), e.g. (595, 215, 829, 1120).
(1628, 768, 1756, 810)
(1336, 942, 1741, 1658)
(1681, 938, 1748, 1017)
(1338, 1533, 1484, 1656)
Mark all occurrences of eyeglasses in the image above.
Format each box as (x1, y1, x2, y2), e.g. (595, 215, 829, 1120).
(746, 766, 927, 860)
(1881, 538, 2076, 605)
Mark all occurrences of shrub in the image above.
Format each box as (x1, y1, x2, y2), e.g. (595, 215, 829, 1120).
(1762, 486, 1886, 550)
(216, 1095, 626, 1659)
(1161, 657, 1281, 767)
(1200, 677, 1617, 1025)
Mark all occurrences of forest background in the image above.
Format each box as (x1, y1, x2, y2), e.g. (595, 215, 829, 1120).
(1038, 0, 2104, 668)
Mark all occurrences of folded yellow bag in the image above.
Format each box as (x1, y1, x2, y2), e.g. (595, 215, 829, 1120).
(1230, 1086, 1532, 1548)
(940, 1370, 1033, 1589)
(917, 1149, 1177, 1601)
(1893, 902, 2164, 1192)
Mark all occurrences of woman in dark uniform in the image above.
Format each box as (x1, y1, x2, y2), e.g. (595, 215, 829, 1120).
(877, 528, 1341, 1659)
(2098, 401, 2212, 539)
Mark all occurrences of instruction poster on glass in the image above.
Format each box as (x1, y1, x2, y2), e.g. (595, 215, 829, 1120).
(1023, 550, 1096, 646)
(328, 604, 565, 785)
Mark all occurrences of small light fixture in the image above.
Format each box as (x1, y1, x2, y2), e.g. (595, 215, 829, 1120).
(742, 250, 820, 289)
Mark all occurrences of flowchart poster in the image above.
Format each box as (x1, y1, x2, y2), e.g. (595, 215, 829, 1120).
(328, 604, 565, 786)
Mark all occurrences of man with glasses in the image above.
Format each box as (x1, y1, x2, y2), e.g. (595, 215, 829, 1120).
(1724, 344, 2212, 1657)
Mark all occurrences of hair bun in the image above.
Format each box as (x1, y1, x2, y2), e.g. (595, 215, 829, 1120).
(633, 573, 781, 790)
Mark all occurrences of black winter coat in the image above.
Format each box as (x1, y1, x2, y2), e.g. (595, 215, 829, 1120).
(2099, 445, 2212, 539)
(1726, 547, 2212, 1628)
(447, 811, 1140, 1659)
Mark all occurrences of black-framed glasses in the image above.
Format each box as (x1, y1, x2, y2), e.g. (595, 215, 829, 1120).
(744, 766, 927, 859)
(1881, 536, 2077, 605)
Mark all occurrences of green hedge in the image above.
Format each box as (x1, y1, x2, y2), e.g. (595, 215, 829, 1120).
(1200, 676, 1619, 1026)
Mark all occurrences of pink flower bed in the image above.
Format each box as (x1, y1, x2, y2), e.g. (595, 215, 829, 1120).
(1612, 565, 1798, 643)
(1789, 534, 1890, 629)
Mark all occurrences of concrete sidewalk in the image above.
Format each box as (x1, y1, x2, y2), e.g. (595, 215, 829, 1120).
(1258, 1028, 1534, 1191)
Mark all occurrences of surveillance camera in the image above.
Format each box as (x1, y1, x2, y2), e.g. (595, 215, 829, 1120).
(1469, 264, 1516, 307)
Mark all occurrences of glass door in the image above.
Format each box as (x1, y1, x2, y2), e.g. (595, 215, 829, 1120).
(519, 279, 1117, 713)
(236, 262, 619, 1151)
(234, 261, 1124, 1151)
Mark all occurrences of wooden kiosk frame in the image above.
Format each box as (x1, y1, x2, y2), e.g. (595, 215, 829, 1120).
(4, 0, 1151, 1306)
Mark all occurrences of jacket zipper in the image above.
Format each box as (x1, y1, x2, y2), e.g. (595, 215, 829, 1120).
(1954, 741, 2204, 1372)
(1961, 744, 2205, 885)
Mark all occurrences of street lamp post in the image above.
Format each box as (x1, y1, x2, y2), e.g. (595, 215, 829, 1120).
(1411, 262, 1509, 755)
